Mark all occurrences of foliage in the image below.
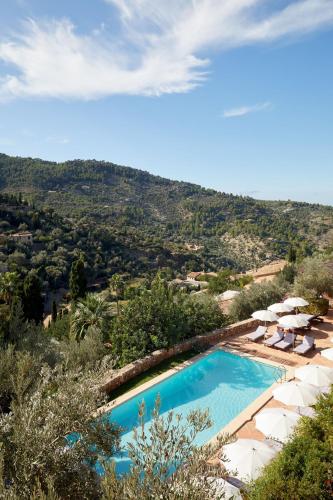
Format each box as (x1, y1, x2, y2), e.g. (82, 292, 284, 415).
(249, 388, 333, 500)
(6, 297, 28, 345)
(110, 275, 226, 366)
(207, 270, 253, 295)
(1, 154, 332, 286)
(60, 329, 111, 372)
(21, 271, 44, 324)
(287, 245, 297, 263)
(276, 263, 297, 285)
(228, 280, 288, 322)
(0, 357, 121, 499)
(0, 347, 42, 414)
(301, 298, 330, 316)
(69, 258, 87, 301)
(207, 270, 233, 294)
(101, 399, 230, 500)
(0, 271, 19, 305)
(70, 293, 112, 341)
(46, 315, 70, 340)
(109, 273, 125, 314)
(181, 293, 226, 336)
(51, 300, 58, 322)
(0, 311, 230, 500)
(293, 256, 333, 300)
(237, 274, 254, 288)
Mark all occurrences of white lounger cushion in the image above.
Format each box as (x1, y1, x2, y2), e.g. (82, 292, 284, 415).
(293, 335, 314, 354)
(264, 331, 284, 346)
(275, 333, 296, 350)
(247, 326, 267, 341)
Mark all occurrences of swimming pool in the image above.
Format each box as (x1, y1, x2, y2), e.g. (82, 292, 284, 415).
(104, 349, 277, 475)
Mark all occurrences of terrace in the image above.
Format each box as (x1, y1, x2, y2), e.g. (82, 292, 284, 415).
(99, 303, 333, 486)
(207, 306, 333, 467)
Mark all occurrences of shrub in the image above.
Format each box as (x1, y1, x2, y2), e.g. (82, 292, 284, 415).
(276, 263, 297, 285)
(207, 270, 233, 294)
(101, 399, 230, 500)
(0, 350, 121, 499)
(47, 315, 70, 340)
(293, 256, 333, 300)
(110, 275, 226, 367)
(228, 280, 288, 322)
(301, 297, 330, 316)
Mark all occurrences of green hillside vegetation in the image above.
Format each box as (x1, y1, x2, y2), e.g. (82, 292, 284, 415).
(1, 153, 332, 275)
(0, 192, 204, 299)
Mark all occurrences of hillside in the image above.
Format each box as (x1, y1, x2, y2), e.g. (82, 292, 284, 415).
(0, 153, 332, 273)
(0, 192, 204, 301)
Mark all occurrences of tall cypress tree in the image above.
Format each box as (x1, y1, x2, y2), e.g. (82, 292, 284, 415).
(51, 300, 58, 323)
(22, 272, 44, 324)
(7, 297, 27, 344)
(287, 245, 297, 263)
(69, 259, 87, 301)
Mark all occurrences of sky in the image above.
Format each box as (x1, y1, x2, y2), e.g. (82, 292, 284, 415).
(0, 1, 333, 205)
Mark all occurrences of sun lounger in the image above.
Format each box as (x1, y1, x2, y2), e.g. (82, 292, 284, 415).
(246, 325, 267, 342)
(293, 335, 315, 355)
(264, 331, 284, 347)
(275, 333, 296, 350)
(299, 314, 323, 324)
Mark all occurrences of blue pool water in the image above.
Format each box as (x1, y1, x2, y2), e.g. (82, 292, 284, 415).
(104, 349, 277, 475)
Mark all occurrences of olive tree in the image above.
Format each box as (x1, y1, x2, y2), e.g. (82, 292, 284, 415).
(0, 355, 121, 499)
(293, 256, 333, 299)
(101, 398, 230, 500)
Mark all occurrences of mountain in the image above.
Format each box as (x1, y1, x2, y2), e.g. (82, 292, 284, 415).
(0, 153, 332, 274)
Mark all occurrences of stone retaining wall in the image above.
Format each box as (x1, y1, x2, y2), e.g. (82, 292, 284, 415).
(101, 318, 258, 394)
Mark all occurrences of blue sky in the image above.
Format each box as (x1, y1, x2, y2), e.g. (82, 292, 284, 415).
(0, 1, 333, 205)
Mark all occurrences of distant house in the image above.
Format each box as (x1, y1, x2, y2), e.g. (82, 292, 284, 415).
(9, 232, 33, 245)
(187, 271, 203, 281)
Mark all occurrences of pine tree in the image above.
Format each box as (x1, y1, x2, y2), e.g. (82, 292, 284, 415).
(69, 259, 87, 301)
(22, 273, 44, 324)
(51, 300, 57, 323)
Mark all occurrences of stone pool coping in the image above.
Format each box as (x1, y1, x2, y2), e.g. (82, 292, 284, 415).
(95, 343, 294, 444)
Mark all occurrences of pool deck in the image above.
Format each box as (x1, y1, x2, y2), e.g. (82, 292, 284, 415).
(97, 307, 333, 463)
(210, 306, 333, 460)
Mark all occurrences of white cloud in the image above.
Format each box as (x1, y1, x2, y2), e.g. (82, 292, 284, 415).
(0, 1, 333, 101)
(223, 101, 272, 118)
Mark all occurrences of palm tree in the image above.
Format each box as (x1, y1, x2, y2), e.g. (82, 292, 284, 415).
(109, 274, 124, 315)
(70, 293, 111, 341)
